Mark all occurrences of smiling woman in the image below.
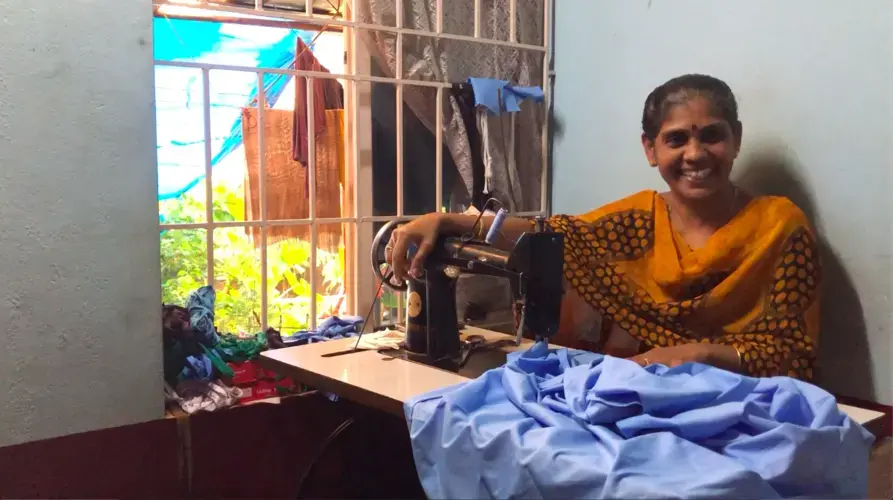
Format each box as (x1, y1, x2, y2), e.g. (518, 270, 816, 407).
(642, 75, 742, 200)
(386, 74, 821, 380)
(640, 75, 747, 250)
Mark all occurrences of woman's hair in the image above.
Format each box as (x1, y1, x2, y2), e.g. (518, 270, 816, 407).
(641, 74, 741, 141)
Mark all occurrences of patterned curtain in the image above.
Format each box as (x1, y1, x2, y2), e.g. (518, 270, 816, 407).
(357, 0, 545, 212)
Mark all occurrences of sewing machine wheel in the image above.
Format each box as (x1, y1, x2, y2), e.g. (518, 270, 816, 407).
(371, 219, 408, 292)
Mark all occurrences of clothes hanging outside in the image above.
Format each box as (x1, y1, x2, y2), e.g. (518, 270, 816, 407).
(405, 341, 874, 499)
(242, 107, 343, 251)
(155, 17, 303, 201)
(293, 37, 344, 164)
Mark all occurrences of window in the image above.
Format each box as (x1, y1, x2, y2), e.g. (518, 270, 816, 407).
(155, 0, 552, 334)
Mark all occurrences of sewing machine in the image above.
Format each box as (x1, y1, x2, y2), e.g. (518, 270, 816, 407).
(370, 217, 565, 370)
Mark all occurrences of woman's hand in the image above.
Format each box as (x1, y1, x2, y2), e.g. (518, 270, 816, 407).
(385, 211, 536, 282)
(628, 343, 741, 371)
(386, 213, 445, 282)
(628, 344, 710, 368)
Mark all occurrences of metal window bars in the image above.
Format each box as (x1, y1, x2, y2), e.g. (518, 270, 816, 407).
(155, 0, 553, 332)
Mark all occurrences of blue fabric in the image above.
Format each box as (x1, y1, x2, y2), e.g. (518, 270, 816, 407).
(405, 341, 874, 499)
(181, 354, 213, 381)
(186, 286, 220, 346)
(281, 315, 364, 346)
(467, 77, 544, 115)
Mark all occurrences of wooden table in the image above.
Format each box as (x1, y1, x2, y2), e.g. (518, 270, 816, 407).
(259, 327, 885, 430)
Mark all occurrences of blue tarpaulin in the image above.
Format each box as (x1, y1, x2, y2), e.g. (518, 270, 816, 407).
(154, 18, 311, 200)
(405, 341, 874, 499)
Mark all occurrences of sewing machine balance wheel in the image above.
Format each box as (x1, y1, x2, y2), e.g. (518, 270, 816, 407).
(371, 219, 410, 292)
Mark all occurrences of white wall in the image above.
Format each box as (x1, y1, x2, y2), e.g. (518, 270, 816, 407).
(0, 0, 161, 446)
(552, 0, 893, 403)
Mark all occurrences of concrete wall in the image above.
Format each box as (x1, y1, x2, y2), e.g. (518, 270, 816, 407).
(552, 0, 893, 403)
(0, 0, 161, 446)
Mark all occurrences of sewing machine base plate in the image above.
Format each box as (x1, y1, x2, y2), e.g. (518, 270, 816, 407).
(376, 346, 465, 373)
(377, 337, 516, 378)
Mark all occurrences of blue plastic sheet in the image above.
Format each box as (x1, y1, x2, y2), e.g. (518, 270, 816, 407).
(155, 18, 307, 200)
(405, 341, 874, 499)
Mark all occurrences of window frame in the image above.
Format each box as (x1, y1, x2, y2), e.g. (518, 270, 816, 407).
(154, 0, 553, 331)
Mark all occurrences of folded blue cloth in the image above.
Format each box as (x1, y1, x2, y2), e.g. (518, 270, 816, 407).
(467, 77, 544, 115)
(283, 315, 364, 346)
(405, 341, 874, 499)
(318, 315, 364, 336)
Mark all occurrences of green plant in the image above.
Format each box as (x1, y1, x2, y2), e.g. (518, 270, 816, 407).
(160, 184, 345, 334)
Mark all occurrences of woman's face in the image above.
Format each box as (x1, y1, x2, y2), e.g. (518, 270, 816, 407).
(642, 96, 741, 201)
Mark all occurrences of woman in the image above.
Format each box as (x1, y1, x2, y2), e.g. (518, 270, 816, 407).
(387, 74, 819, 380)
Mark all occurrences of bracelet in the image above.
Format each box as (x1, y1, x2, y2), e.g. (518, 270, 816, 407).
(734, 345, 744, 369)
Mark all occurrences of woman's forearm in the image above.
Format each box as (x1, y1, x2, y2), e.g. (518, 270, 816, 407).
(631, 341, 743, 372)
(439, 213, 536, 250)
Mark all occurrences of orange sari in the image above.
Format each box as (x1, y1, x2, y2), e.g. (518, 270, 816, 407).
(548, 190, 820, 380)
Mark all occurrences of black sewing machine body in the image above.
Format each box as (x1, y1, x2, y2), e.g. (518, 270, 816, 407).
(371, 221, 565, 371)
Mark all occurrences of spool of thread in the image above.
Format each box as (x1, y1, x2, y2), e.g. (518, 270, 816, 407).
(485, 208, 508, 244)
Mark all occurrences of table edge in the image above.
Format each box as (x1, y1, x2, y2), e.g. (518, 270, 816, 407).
(258, 353, 406, 416)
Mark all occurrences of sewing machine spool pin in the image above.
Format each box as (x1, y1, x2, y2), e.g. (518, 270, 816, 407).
(534, 215, 545, 233)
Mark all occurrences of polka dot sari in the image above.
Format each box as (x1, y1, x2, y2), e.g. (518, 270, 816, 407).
(546, 190, 820, 380)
